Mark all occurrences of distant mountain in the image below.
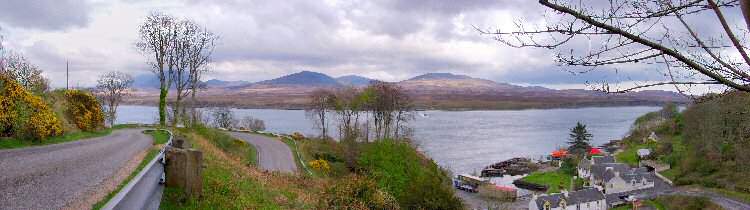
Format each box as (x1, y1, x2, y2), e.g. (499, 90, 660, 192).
(336, 75, 372, 86)
(205, 79, 251, 88)
(399, 72, 528, 93)
(133, 74, 160, 89)
(407, 73, 472, 81)
(127, 71, 690, 110)
(257, 71, 340, 86)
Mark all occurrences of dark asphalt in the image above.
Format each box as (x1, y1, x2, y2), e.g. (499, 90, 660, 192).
(0, 128, 152, 209)
(226, 132, 298, 173)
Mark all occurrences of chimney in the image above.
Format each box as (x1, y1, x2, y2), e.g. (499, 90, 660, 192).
(614, 171, 620, 178)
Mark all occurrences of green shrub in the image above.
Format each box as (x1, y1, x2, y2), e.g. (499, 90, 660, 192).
(317, 175, 398, 209)
(655, 195, 722, 210)
(356, 140, 462, 208)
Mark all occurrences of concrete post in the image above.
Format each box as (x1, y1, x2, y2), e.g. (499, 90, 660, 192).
(165, 147, 186, 187)
(165, 147, 203, 199)
(185, 149, 203, 198)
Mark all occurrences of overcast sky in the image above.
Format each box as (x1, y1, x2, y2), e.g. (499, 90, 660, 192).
(0, 0, 736, 93)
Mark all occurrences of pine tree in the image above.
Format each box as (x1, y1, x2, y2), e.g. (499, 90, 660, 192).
(567, 122, 593, 158)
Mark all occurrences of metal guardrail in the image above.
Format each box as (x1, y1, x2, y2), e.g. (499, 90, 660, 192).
(101, 129, 173, 210)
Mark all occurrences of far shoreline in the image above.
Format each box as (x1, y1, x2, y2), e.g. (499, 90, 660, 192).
(119, 103, 675, 112)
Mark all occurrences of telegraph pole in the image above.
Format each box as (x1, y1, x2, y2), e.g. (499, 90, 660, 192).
(66, 61, 69, 90)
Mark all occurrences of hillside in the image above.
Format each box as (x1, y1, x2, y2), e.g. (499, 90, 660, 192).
(336, 75, 372, 86)
(126, 71, 690, 110)
(256, 71, 340, 86)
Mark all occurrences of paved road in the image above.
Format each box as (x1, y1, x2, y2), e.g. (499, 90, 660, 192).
(226, 132, 298, 173)
(0, 128, 152, 209)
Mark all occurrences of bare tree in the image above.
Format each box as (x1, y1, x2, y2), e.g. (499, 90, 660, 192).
(136, 11, 176, 126)
(187, 21, 218, 123)
(1, 50, 49, 92)
(212, 107, 238, 130)
(240, 116, 266, 132)
(95, 71, 134, 125)
(169, 19, 194, 125)
(330, 86, 365, 141)
(479, 0, 750, 94)
(306, 89, 333, 139)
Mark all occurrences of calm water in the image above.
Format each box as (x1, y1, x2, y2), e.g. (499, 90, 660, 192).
(116, 105, 658, 186)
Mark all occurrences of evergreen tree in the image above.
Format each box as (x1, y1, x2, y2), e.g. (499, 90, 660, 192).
(567, 122, 593, 158)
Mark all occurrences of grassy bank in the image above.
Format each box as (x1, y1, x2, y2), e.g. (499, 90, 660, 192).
(0, 124, 137, 150)
(160, 129, 320, 209)
(192, 126, 257, 167)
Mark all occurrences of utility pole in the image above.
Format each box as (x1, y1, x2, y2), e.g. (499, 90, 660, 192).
(66, 61, 69, 90)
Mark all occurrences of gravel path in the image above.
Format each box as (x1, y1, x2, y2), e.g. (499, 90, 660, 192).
(0, 128, 152, 209)
(226, 132, 298, 173)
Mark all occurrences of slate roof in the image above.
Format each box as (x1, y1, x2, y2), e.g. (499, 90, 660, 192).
(591, 155, 616, 164)
(535, 188, 606, 209)
(578, 158, 592, 169)
(590, 163, 631, 182)
(591, 164, 653, 183)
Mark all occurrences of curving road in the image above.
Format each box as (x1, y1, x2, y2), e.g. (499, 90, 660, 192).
(226, 132, 298, 173)
(0, 128, 152, 209)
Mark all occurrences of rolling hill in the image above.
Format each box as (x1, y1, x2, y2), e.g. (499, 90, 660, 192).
(127, 71, 690, 110)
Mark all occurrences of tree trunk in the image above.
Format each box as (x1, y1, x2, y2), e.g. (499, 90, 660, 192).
(742, 0, 750, 31)
(159, 80, 167, 126)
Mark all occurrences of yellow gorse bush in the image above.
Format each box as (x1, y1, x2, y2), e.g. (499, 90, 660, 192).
(0, 75, 64, 140)
(65, 90, 105, 132)
(292, 132, 305, 141)
(309, 159, 331, 172)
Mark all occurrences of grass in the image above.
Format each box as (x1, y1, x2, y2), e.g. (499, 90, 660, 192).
(610, 199, 665, 210)
(143, 130, 171, 145)
(192, 126, 257, 167)
(0, 124, 139, 150)
(616, 141, 658, 165)
(519, 171, 574, 194)
(659, 168, 678, 181)
(160, 131, 318, 209)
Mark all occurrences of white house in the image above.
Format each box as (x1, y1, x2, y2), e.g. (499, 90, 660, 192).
(529, 188, 607, 210)
(577, 155, 616, 179)
(590, 165, 654, 194)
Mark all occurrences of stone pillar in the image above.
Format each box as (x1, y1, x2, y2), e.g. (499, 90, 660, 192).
(185, 149, 203, 198)
(165, 147, 203, 199)
(165, 148, 187, 187)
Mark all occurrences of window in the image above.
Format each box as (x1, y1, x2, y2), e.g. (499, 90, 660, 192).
(544, 201, 551, 210)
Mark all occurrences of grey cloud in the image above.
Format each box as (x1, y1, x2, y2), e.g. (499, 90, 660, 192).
(0, 0, 91, 31)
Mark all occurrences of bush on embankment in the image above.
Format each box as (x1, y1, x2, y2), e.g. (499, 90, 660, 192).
(0, 75, 63, 140)
(65, 90, 105, 132)
(356, 140, 463, 209)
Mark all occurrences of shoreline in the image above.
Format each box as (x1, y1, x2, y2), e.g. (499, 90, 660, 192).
(119, 103, 670, 112)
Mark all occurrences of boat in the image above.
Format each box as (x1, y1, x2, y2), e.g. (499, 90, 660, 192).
(454, 174, 489, 192)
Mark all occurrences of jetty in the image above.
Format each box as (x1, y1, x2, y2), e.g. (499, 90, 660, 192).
(481, 158, 536, 177)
